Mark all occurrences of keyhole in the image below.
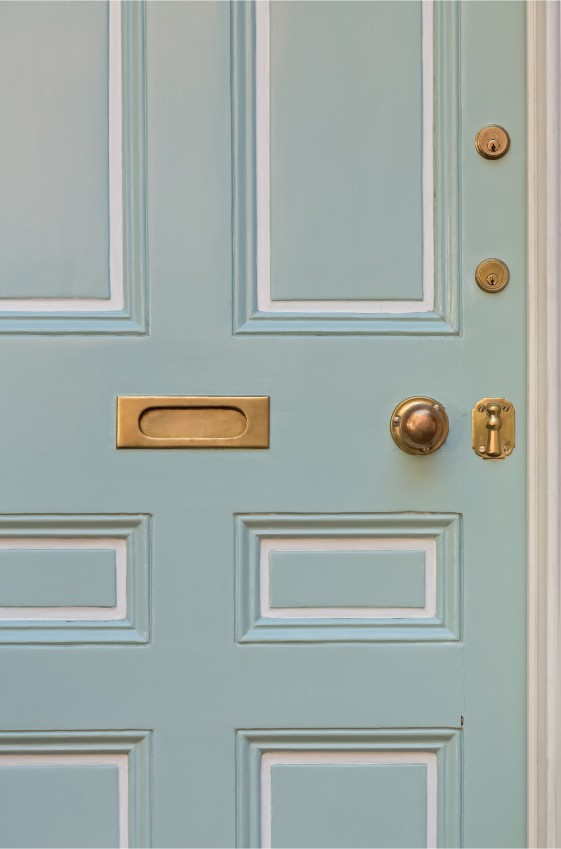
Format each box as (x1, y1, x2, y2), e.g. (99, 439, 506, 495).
(487, 139, 500, 153)
(485, 403, 503, 457)
(486, 273, 498, 287)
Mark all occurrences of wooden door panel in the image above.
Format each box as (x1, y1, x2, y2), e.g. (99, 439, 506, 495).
(0, 2, 526, 847)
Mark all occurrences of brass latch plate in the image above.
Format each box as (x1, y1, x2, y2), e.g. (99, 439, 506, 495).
(117, 396, 269, 448)
(472, 398, 515, 459)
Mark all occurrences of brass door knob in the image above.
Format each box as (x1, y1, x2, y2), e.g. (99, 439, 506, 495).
(390, 397, 449, 455)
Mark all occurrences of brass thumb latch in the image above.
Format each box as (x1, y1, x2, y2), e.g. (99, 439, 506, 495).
(472, 399, 515, 459)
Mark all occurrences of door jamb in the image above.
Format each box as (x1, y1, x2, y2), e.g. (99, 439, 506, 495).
(528, 3, 561, 845)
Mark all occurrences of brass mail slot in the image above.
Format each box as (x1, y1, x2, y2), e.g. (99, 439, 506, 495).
(117, 396, 269, 448)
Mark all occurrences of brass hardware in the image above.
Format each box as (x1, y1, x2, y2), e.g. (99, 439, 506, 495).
(475, 258, 510, 293)
(475, 125, 510, 159)
(117, 396, 269, 448)
(390, 397, 449, 455)
(472, 398, 515, 459)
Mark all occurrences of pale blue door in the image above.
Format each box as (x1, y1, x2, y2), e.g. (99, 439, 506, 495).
(0, 2, 526, 847)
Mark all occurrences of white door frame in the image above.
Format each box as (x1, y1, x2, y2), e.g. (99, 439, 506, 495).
(528, 2, 561, 845)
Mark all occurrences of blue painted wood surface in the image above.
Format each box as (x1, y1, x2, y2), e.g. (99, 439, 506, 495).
(269, 2, 423, 301)
(268, 550, 426, 609)
(0, 766, 120, 848)
(0, 549, 116, 607)
(0, 1, 526, 847)
(270, 764, 427, 849)
(0, 3, 110, 298)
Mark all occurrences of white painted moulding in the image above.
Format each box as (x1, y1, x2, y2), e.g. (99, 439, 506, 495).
(0, 1, 124, 313)
(260, 750, 437, 849)
(527, 1, 561, 845)
(0, 753, 129, 848)
(260, 536, 436, 620)
(0, 537, 127, 621)
(255, 0, 435, 315)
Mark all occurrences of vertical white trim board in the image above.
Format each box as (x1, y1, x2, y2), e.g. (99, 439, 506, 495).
(255, 0, 434, 315)
(108, 0, 124, 310)
(527, 1, 560, 845)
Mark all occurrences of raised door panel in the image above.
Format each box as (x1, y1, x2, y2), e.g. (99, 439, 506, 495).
(233, 0, 459, 333)
(0, 733, 151, 849)
(0, 1, 146, 332)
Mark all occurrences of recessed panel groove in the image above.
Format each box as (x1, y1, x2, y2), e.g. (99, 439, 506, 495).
(0, 1, 147, 333)
(235, 513, 461, 642)
(232, 0, 460, 334)
(0, 515, 151, 644)
(236, 729, 462, 849)
(0, 731, 151, 849)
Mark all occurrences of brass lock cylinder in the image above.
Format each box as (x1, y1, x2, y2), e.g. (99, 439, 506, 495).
(475, 258, 510, 293)
(475, 125, 510, 160)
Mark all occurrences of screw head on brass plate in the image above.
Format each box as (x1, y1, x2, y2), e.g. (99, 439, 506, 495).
(390, 397, 449, 456)
(475, 125, 510, 160)
(475, 258, 510, 293)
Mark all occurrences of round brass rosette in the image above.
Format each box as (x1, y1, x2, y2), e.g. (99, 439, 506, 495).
(390, 396, 449, 456)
